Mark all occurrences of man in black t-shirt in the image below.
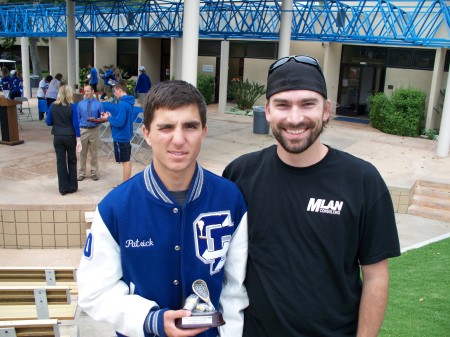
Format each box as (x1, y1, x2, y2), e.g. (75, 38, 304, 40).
(223, 55, 400, 337)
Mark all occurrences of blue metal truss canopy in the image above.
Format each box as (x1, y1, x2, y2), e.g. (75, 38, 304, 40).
(0, 1, 448, 47)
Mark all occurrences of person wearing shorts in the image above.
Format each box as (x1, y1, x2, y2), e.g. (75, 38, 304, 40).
(102, 82, 135, 183)
(113, 141, 131, 164)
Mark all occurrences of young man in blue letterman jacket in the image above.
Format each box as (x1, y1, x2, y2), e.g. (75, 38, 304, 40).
(78, 80, 248, 337)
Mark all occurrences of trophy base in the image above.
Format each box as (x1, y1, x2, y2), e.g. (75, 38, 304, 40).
(175, 311, 225, 329)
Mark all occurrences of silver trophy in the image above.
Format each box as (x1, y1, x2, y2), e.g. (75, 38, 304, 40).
(175, 279, 225, 329)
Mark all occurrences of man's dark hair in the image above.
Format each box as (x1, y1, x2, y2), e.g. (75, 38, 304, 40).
(54, 73, 63, 81)
(143, 80, 207, 130)
(45, 75, 53, 82)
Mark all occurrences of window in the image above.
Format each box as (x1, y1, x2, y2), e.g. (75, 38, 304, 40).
(245, 41, 277, 59)
(117, 39, 138, 76)
(414, 50, 435, 70)
(199, 40, 221, 56)
(387, 49, 413, 67)
(79, 39, 93, 68)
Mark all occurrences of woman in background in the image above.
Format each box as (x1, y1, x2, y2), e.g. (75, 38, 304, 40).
(46, 85, 82, 195)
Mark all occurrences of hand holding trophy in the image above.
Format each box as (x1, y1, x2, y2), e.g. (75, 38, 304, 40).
(175, 279, 225, 329)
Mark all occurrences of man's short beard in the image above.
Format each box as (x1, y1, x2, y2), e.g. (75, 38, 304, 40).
(272, 121, 325, 154)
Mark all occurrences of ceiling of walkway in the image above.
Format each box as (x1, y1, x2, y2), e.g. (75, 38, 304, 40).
(0, 0, 449, 47)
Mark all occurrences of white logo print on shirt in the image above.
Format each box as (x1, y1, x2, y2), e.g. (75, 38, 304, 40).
(307, 198, 343, 215)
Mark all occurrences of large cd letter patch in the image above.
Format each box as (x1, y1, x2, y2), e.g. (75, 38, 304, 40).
(193, 211, 234, 275)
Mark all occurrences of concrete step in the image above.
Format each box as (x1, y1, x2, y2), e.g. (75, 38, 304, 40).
(407, 180, 450, 223)
(417, 180, 450, 191)
(411, 195, 450, 209)
(413, 185, 450, 201)
(408, 205, 450, 223)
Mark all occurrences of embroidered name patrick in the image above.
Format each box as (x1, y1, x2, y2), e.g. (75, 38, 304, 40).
(125, 238, 155, 248)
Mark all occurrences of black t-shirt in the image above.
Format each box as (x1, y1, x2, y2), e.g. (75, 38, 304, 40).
(223, 145, 401, 337)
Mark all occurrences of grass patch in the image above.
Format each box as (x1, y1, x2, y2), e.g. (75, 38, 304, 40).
(380, 238, 450, 336)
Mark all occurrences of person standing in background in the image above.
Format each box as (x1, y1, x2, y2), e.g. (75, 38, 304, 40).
(88, 64, 99, 100)
(37, 75, 53, 120)
(45, 73, 63, 108)
(8, 69, 22, 100)
(100, 65, 114, 101)
(77, 84, 104, 182)
(134, 66, 151, 105)
(223, 55, 401, 337)
(102, 82, 134, 184)
(46, 85, 81, 195)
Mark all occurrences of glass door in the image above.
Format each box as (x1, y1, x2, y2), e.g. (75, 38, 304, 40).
(337, 65, 361, 116)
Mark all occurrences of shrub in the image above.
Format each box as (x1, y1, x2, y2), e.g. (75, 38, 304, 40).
(197, 74, 215, 104)
(79, 67, 89, 89)
(228, 79, 266, 110)
(369, 88, 426, 137)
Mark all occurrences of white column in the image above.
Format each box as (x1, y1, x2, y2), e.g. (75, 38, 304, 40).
(218, 40, 230, 113)
(75, 39, 80, 93)
(426, 48, 445, 130)
(436, 63, 450, 157)
(181, 0, 200, 86)
(278, 0, 293, 58)
(20, 37, 31, 98)
(66, 0, 76, 90)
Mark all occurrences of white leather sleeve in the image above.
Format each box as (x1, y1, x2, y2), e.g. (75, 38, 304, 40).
(77, 208, 157, 337)
(218, 212, 249, 337)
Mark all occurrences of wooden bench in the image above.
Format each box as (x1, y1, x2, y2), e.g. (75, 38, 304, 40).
(0, 286, 76, 321)
(0, 267, 78, 295)
(0, 319, 68, 337)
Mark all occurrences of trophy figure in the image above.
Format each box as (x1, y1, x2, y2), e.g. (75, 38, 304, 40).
(175, 279, 225, 329)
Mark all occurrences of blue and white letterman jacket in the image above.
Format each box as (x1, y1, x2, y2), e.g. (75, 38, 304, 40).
(78, 163, 248, 337)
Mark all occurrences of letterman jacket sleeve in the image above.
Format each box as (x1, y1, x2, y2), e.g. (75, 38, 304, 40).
(77, 208, 157, 337)
(218, 212, 249, 337)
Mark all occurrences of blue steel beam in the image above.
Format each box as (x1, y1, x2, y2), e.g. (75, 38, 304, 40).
(0, 1, 448, 47)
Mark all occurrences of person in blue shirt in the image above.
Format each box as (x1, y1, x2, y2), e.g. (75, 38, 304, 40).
(77, 84, 104, 182)
(100, 65, 114, 101)
(88, 65, 99, 100)
(8, 70, 22, 100)
(134, 66, 151, 105)
(102, 82, 135, 183)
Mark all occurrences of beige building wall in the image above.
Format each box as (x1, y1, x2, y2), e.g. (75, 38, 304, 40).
(384, 68, 433, 102)
(244, 58, 273, 106)
(290, 41, 325, 65)
(94, 38, 117, 70)
(139, 38, 161, 86)
(323, 43, 342, 114)
(48, 38, 68, 79)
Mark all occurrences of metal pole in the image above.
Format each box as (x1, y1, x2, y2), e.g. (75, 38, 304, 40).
(20, 37, 31, 98)
(436, 63, 450, 157)
(66, 0, 76, 90)
(218, 40, 230, 113)
(181, 0, 200, 86)
(278, 0, 293, 58)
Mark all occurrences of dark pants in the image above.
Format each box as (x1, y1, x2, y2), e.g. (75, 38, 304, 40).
(53, 135, 78, 194)
(46, 97, 56, 108)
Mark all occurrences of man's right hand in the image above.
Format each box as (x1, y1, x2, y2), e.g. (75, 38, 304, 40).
(163, 310, 209, 337)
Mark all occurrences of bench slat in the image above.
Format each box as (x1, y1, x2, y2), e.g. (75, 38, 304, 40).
(0, 319, 59, 337)
(0, 303, 77, 321)
(0, 286, 70, 306)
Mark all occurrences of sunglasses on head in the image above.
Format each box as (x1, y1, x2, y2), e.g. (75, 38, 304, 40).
(268, 55, 324, 77)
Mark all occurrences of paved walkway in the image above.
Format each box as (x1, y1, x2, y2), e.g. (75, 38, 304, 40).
(1, 96, 449, 336)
